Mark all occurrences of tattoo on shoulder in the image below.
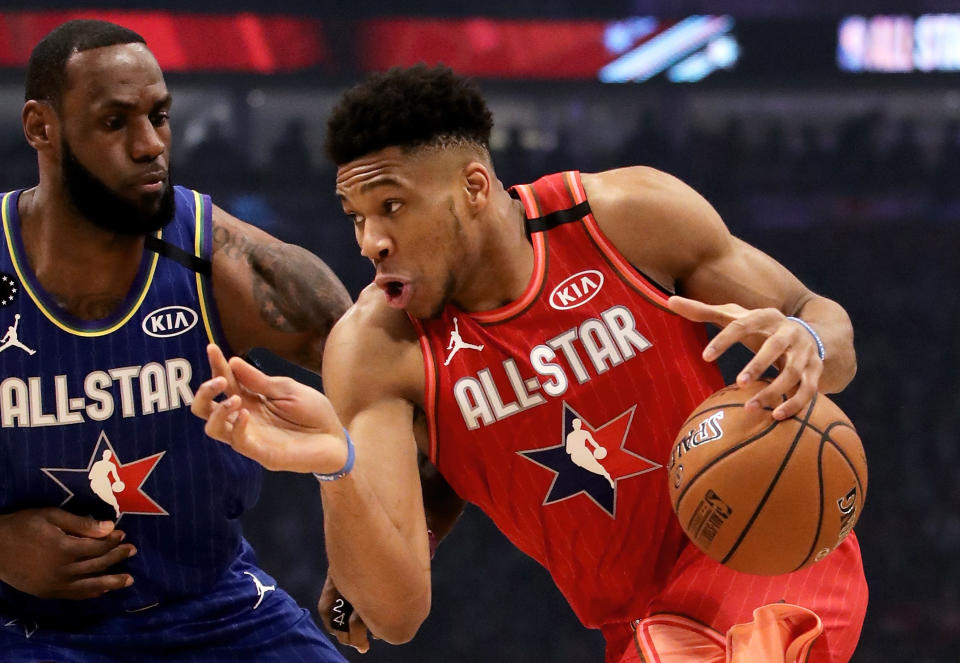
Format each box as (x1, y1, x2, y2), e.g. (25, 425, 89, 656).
(213, 225, 348, 335)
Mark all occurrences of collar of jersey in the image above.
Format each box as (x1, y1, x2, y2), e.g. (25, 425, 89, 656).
(2, 189, 160, 337)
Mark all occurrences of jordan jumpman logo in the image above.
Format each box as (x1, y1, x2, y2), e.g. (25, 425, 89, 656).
(243, 571, 276, 609)
(0, 314, 36, 355)
(444, 316, 484, 366)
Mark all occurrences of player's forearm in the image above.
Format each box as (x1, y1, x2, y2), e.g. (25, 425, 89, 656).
(320, 470, 431, 644)
(419, 456, 465, 544)
(795, 296, 856, 393)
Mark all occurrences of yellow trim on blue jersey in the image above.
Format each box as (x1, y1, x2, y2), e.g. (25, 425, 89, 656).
(193, 190, 217, 345)
(1, 191, 160, 337)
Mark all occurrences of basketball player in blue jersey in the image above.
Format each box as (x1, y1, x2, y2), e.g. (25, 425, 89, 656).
(0, 20, 353, 662)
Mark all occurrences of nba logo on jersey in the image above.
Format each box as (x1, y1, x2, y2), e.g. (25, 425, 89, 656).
(518, 402, 660, 517)
(41, 431, 167, 521)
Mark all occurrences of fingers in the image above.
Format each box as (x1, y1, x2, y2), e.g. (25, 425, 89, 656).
(67, 542, 137, 577)
(331, 606, 370, 653)
(318, 583, 370, 653)
(45, 508, 117, 538)
(193, 344, 247, 423)
(346, 611, 371, 653)
(317, 579, 337, 633)
(701, 307, 781, 361)
(207, 344, 240, 395)
(760, 358, 822, 420)
(59, 573, 134, 600)
(735, 320, 824, 419)
(203, 394, 243, 444)
(191, 375, 228, 421)
(225, 408, 271, 465)
(229, 356, 290, 400)
(667, 296, 739, 326)
(672, 298, 826, 418)
(211, 405, 279, 470)
(63, 529, 128, 560)
(735, 325, 792, 388)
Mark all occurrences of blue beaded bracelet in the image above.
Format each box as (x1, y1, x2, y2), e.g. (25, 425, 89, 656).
(313, 429, 356, 482)
(786, 316, 826, 361)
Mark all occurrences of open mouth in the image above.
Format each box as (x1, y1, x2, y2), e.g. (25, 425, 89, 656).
(376, 276, 414, 309)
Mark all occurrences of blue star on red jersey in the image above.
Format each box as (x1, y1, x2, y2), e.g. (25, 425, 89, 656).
(41, 431, 167, 522)
(518, 402, 661, 517)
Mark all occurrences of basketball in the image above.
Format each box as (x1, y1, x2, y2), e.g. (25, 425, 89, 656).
(594, 447, 607, 459)
(112, 481, 125, 493)
(666, 381, 867, 576)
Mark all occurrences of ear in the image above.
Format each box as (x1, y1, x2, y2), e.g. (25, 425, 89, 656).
(22, 100, 59, 153)
(463, 161, 492, 212)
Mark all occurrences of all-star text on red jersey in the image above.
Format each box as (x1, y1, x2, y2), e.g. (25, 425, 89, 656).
(452, 304, 652, 430)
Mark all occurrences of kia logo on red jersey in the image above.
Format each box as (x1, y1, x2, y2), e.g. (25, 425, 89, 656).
(549, 270, 604, 310)
(142, 306, 199, 338)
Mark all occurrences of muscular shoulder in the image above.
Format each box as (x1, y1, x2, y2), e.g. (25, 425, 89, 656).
(210, 206, 351, 370)
(323, 284, 424, 418)
(580, 167, 731, 289)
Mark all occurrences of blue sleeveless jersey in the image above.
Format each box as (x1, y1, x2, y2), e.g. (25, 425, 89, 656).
(0, 186, 262, 619)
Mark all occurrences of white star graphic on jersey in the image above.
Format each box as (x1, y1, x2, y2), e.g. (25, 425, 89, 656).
(0, 273, 18, 307)
(4, 618, 37, 639)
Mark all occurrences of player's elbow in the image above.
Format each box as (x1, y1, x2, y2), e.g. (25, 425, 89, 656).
(822, 329, 858, 394)
(369, 592, 431, 644)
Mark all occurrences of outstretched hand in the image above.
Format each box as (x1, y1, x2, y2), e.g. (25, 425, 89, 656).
(668, 296, 824, 420)
(191, 344, 349, 474)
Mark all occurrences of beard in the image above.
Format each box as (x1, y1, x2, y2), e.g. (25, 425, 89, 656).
(61, 139, 175, 235)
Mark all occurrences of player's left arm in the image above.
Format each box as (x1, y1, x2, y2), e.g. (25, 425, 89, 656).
(318, 456, 464, 653)
(209, 206, 352, 372)
(583, 167, 856, 419)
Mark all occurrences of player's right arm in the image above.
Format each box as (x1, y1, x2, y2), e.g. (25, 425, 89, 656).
(0, 509, 134, 599)
(192, 286, 431, 644)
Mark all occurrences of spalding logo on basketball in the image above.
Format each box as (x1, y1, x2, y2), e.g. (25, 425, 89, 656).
(667, 381, 867, 576)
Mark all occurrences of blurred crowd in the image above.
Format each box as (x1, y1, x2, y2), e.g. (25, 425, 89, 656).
(0, 103, 956, 662)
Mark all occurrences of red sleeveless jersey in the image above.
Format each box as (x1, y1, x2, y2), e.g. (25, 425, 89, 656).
(410, 171, 725, 629)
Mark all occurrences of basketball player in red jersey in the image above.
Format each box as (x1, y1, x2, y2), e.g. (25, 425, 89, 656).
(192, 66, 867, 662)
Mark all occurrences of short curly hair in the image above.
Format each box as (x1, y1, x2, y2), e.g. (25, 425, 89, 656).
(26, 19, 147, 108)
(325, 64, 494, 165)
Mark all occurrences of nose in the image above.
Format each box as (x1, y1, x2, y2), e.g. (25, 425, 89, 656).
(129, 117, 166, 163)
(358, 220, 394, 262)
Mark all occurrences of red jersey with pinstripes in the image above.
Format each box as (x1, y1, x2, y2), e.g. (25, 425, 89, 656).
(410, 171, 726, 628)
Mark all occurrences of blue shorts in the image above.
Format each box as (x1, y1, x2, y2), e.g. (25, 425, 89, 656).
(0, 541, 345, 663)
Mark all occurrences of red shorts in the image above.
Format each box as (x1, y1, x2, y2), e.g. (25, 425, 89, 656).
(602, 534, 867, 663)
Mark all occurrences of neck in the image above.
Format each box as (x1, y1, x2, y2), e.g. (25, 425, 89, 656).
(18, 184, 147, 320)
(452, 190, 533, 312)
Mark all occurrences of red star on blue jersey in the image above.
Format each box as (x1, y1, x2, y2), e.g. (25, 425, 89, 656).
(41, 431, 167, 522)
(518, 402, 661, 517)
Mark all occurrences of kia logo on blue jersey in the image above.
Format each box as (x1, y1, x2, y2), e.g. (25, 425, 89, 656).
(549, 270, 604, 310)
(142, 305, 199, 338)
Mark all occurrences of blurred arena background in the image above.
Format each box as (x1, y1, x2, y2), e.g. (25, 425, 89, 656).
(0, 1, 957, 661)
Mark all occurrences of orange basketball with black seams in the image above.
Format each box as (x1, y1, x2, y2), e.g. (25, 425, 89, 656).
(666, 381, 867, 576)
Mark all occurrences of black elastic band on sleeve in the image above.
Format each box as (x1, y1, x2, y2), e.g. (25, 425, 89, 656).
(145, 235, 212, 276)
(525, 200, 591, 234)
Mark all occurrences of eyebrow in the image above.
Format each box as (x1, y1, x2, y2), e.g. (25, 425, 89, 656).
(336, 176, 404, 201)
(98, 93, 173, 112)
(361, 176, 403, 193)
